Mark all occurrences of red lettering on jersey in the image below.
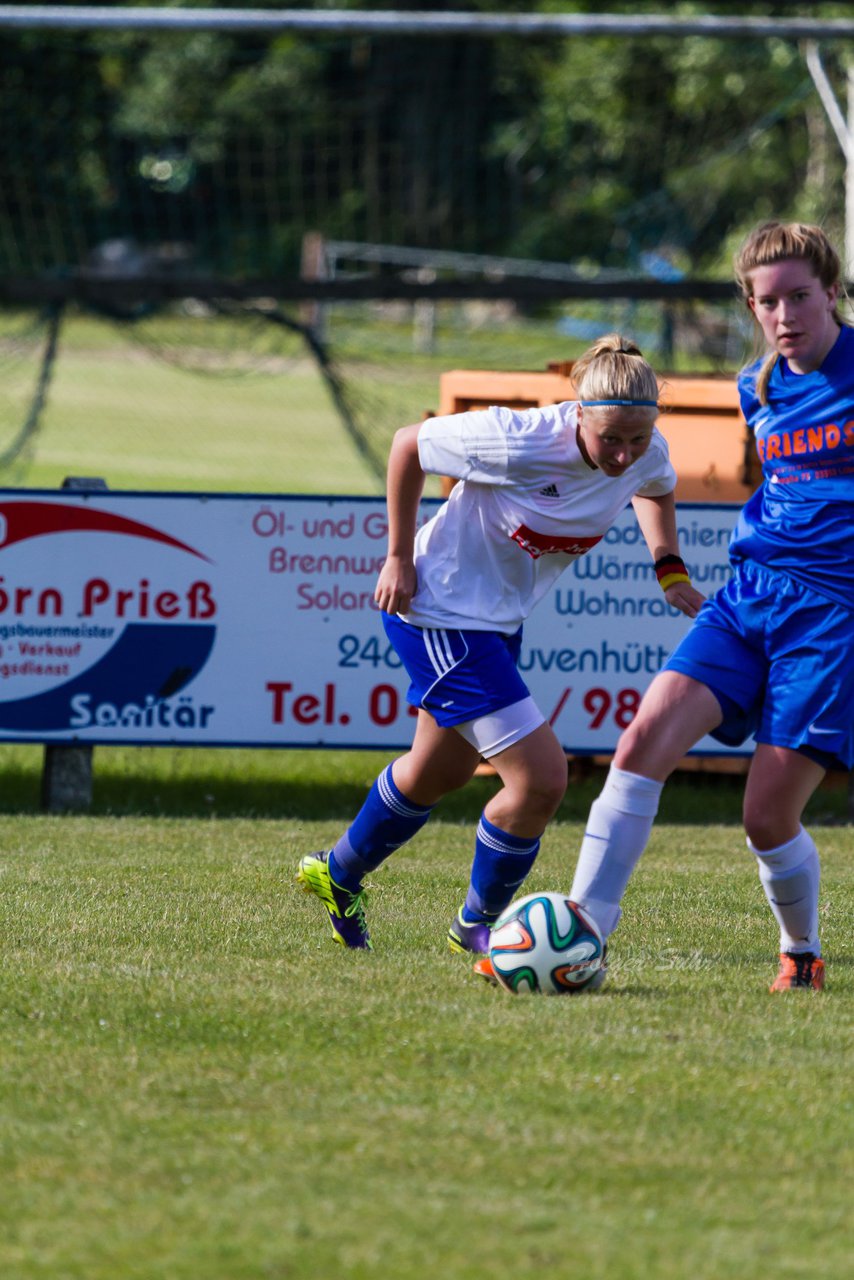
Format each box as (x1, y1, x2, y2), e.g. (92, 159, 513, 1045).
(510, 525, 603, 560)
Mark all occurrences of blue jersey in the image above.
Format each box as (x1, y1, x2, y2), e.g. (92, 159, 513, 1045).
(730, 323, 854, 609)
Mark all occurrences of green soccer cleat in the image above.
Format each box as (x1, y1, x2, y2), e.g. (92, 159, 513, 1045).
(447, 908, 492, 956)
(296, 851, 372, 950)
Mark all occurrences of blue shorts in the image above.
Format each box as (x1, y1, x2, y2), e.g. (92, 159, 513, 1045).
(382, 613, 531, 727)
(664, 560, 854, 770)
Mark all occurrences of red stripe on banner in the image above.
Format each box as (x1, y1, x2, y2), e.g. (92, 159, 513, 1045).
(0, 501, 210, 561)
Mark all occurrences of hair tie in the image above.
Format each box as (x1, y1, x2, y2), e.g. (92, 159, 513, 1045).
(580, 399, 658, 407)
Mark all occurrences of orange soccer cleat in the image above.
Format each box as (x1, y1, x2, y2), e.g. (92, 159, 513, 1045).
(769, 951, 826, 992)
(472, 955, 498, 985)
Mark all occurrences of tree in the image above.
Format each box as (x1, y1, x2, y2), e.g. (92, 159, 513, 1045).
(0, 0, 849, 277)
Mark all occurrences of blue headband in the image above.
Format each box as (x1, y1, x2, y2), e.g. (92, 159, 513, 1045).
(580, 398, 658, 407)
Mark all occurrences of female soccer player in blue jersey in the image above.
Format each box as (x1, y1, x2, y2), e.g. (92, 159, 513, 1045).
(564, 221, 853, 992)
(296, 334, 702, 952)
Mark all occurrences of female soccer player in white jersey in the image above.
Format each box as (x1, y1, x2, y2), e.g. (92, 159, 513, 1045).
(564, 221, 854, 992)
(297, 333, 703, 952)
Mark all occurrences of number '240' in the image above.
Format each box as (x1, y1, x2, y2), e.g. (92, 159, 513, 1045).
(338, 635, 402, 669)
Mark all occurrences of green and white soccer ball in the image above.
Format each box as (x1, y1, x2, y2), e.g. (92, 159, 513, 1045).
(488, 892, 605, 995)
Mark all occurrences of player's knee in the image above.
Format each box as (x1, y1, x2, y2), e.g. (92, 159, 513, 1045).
(393, 754, 474, 805)
(612, 714, 654, 772)
(521, 759, 569, 819)
(613, 707, 686, 781)
(743, 791, 798, 850)
(743, 809, 789, 852)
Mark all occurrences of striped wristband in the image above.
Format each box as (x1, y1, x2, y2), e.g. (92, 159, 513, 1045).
(654, 554, 691, 592)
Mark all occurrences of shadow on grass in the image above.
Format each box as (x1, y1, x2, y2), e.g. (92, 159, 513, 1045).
(0, 745, 848, 826)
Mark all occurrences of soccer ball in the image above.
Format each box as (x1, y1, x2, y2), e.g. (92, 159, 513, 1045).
(488, 892, 605, 995)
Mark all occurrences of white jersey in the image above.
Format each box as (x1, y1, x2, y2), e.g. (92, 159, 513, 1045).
(403, 400, 676, 634)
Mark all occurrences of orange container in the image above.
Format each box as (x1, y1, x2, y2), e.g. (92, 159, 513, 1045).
(437, 362, 759, 503)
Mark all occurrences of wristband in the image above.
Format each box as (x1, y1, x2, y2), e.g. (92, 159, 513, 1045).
(654, 554, 691, 592)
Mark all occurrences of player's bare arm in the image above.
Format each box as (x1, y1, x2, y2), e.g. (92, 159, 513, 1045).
(374, 422, 425, 615)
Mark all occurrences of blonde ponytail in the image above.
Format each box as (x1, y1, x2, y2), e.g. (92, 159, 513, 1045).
(571, 333, 660, 405)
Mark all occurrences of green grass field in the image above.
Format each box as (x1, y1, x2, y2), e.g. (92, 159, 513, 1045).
(1, 302, 732, 496)
(0, 306, 555, 495)
(0, 745, 852, 1279)
(24, 348, 384, 496)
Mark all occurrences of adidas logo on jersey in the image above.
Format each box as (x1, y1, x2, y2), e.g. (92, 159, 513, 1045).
(538, 483, 560, 497)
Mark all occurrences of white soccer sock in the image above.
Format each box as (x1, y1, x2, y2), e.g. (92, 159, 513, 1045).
(569, 765, 664, 940)
(748, 827, 821, 956)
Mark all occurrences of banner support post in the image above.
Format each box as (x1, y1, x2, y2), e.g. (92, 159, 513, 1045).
(40, 477, 107, 813)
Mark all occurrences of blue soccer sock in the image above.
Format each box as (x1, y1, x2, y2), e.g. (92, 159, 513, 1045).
(328, 764, 434, 890)
(462, 813, 542, 924)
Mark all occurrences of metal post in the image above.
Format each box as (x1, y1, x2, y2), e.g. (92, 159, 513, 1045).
(804, 43, 853, 274)
(40, 476, 107, 813)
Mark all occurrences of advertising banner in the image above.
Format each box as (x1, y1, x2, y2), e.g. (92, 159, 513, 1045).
(0, 490, 747, 754)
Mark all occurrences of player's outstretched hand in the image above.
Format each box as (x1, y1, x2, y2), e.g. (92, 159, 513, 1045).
(664, 582, 705, 618)
(375, 555, 417, 615)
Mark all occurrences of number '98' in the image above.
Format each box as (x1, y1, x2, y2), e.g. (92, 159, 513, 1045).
(583, 687, 640, 729)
